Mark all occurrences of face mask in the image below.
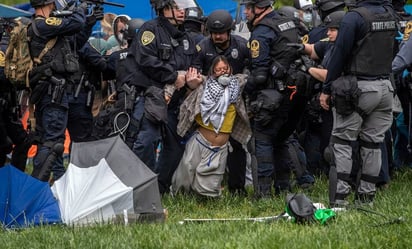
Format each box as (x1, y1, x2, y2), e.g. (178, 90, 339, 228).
(303, 12, 312, 23)
(217, 74, 231, 86)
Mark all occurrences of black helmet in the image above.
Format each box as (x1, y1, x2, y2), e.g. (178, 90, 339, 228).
(278, 6, 299, 19)
(30, 0, 54, 8)
(124, 18, 145, 40)
(150, 0, 174, 11)
(185, 7, 204, 24)
(206, 9, 233, 33)
(324, 10, 346, 29)
(315, 0, 345, 12)
(239, 0, 272, 8)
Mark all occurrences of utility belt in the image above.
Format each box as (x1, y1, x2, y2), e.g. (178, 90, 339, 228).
(356, 75, 390, 81)
(118, 84, 145, 113)
(270, 60, 316, 98)
(30, 75, 67, 106)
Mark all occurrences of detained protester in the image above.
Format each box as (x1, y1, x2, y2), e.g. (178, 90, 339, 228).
(172, 55, 251, 197)
(191, 9, 251, 195)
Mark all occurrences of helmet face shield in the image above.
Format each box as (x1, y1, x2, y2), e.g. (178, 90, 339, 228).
(174, 0, 197, 10)
(54, 0, 69, 10)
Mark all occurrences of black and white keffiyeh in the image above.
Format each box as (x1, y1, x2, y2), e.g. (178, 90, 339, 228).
(200, 74, 240, 133)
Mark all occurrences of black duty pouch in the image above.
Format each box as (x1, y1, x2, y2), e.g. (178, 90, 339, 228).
(250, 89, 284, 126)
(331, 75, 361, 116)
(63, 38, 79, 73)
(144, 86, 168, 124)
(30, 80, 49, 105)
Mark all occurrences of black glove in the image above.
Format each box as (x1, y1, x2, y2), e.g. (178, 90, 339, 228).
(287, 43, 305, 52)
(92, 6, 104, 21)
(301, 55, 316, 72)
(76, 1, 88, 14)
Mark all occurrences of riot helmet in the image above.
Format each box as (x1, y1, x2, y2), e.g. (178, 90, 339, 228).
(324, 10, 346, 29)
(278, 6, 299, 19)
(206, 9, 233, 33)
(253, 0, 273, 8)
(124, 18, 145, 40)
(294, 0, 313, 10)
(315, 0, 345, 20)
(239, 0, 273, 8)
(185, 7, 204, 24)
(150, 0, 197, 12)
(30, 0, 55, 8)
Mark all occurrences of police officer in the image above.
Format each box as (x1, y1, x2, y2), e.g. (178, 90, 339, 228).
(123, 0, 199, 194)
(320, 0, 396, 206)
(241, 0, 305, 197)
(28, 0, 92, 182)
(192, 9, 251, 195)
(291, 11, 346, 176)
(0, 18, 31, 172)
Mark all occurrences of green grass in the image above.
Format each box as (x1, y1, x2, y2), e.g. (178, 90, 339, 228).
(1, 169, 411, 249)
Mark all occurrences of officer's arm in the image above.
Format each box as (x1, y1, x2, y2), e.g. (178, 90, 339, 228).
(134, 28, 177, 86)
(37, 7, 86, 38)
(308, 67, 327, 82)
(80, 42, 107, 72)
(392, 36, 412, 74)
(323, 13, 359, 94)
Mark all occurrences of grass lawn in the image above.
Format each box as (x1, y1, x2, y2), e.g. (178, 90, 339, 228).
(1, 168, 411, 249)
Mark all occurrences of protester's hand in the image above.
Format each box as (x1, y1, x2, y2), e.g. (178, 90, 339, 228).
(164, 93, 171, 104)
(319, 93, 330, 111)
(185, 67, 203, 90)
(174, 73, 186, 90)
(287, 43, 305, 51)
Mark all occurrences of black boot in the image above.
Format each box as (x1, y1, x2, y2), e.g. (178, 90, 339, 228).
(255, 176, 272, 199)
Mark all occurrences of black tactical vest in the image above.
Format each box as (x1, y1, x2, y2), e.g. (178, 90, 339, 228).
(346, 7, 397, 77)
(258, 14, 301, 68)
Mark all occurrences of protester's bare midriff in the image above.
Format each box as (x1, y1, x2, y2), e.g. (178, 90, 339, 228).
(198, 126, 230, 147)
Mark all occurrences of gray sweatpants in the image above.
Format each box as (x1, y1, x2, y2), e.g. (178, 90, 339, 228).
(332, 79, 393, 195)
(171, 131, 228, 197)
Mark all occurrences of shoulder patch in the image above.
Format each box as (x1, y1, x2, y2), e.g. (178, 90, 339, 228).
(0, 51, 5, 67)
(141, 31, 155, 46)
(403, 21, 412, 41)
(302, 34, 309, 44)
(250, 39, 260, 59)
(196, 44, 201, 52)
(45, 17, 62, 26)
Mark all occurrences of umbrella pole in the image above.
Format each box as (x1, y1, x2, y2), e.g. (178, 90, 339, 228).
(180, 212, 288, 224)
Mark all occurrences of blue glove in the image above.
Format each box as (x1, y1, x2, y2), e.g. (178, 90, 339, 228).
(396, 31, 404, 41)
(402, 69, 410, 78)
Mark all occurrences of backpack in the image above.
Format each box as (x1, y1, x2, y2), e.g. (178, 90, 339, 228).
(4, 18, 56, 88)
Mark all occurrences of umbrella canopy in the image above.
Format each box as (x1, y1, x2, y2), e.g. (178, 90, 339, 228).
(52, 136, 164, 225)
(0, 4, 32, 18)
(0, 165, 61, 229)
